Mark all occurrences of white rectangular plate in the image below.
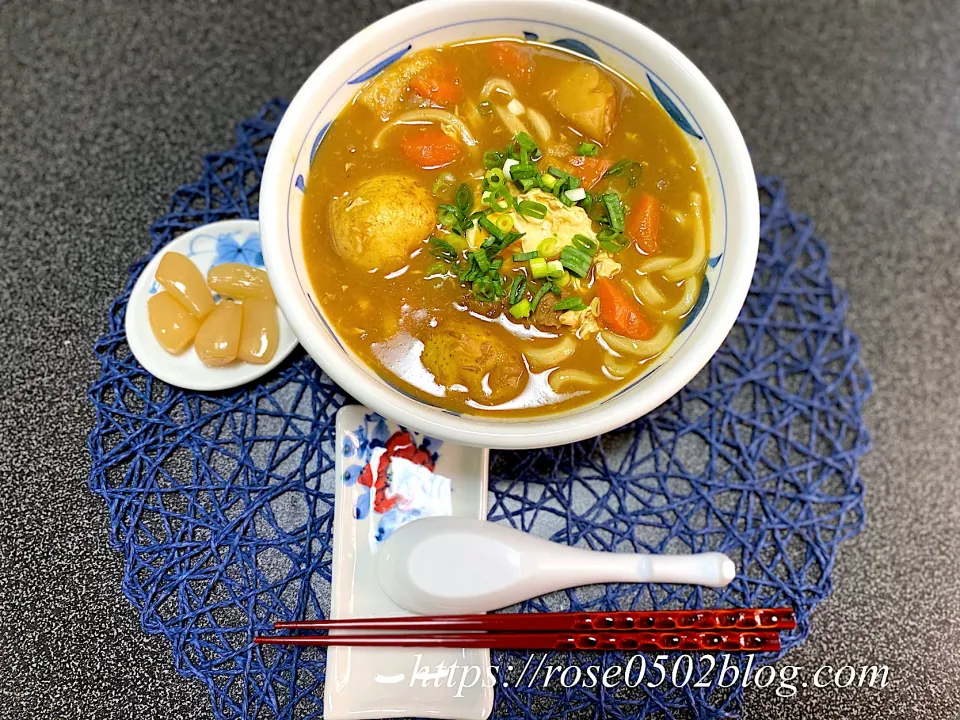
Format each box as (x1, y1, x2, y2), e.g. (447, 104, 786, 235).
(325, 405, 494, 720)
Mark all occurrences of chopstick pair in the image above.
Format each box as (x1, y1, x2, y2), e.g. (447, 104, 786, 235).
(255, 608, 795, 653)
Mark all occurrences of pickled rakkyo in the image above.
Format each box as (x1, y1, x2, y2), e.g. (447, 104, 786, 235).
(195, 300, 242, 366)
(238, 299, 279, 364)
(148, 291, 199, 353)
(155, 252, 215, 319)
(207, 263, 275, 301)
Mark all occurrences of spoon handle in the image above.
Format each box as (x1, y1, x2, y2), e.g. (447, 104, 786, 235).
(537, 550, 735, 590)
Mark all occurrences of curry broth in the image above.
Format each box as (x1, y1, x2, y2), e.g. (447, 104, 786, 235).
(302, 39, 709, 416)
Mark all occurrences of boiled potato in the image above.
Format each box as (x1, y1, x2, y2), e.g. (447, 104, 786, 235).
(329, 174, 434, 271)
(549, 64, 618, 140)
(421, 324, 526, 405)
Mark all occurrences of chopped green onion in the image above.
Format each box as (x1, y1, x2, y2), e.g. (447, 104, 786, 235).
(513, 250, 539, 262)
(580, 191, 594, 213)
(576, 142, 599, 157)
(603, 158, 632, 177)
(432, 172, 456, 197)
(478, 100, 493, 115)
(478, 215, 504, 241)
(490, 258, 504, 272)
(603, 159, 643, 187)
(553, 270, 571, 287)
(471, 250, 491, 272)
(545, 259, 565, 280)
(547, 166, 569, 181)
(456, 183, 473, 215)
(509, 164, 537, 180)
(518, 177, 537, 192)
(560, 245, 592, 277)
(564, 187, 587, 203)
(428, 235, 460, 262)
(507, 275, 527, 305)
(515, 131, 539, 155)
(485, 167, 506, 188)
(597, 227, 630, 254)
(472, 277, 499, 303)
(559, 193, 574, 207)
(496, 230, 523, 254)
(572, 234, 599, 256)
(536, 237, 562, 259)
(488, 186, 511, 212)
(517, 200, 547, 220)
(566, 175, 580, 190)
(425, 261, 448, 276)
(503, 158, 519, 179)
(530, 282, 554, 311)
(554, 296, 588, 311)
(529, 257, 550, 279)
(483, 150, 504, 169)
(496, 214, 515, 233)
(437, 204, 460, 229)
(539, 173, 558, 190)
(602, 192, 625, 232)
(509, 298, 532, 319)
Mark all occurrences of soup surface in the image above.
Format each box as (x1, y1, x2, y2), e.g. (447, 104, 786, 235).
(302, 39, 709, 417)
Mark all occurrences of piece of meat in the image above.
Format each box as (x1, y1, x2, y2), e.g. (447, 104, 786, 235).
(532, 291, 563, 328)
(420, 323, 526, 404)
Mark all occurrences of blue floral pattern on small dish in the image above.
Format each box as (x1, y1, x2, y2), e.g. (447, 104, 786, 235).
(341, 413, 448, 546)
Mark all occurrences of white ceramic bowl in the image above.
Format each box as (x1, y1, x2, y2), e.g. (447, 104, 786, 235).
(260, 0, 759, 449)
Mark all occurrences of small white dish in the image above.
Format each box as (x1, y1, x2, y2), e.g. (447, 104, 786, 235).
(125, 219, 298, 391)
(326, 405, 493, 720)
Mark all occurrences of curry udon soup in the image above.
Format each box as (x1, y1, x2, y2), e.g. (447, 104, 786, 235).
(302, 39, 710, 417)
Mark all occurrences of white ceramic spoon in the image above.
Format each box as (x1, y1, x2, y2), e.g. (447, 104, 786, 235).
(377, 517, 737, 615)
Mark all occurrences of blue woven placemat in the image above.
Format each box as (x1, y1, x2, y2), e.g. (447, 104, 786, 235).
(87, 100, 872, 720)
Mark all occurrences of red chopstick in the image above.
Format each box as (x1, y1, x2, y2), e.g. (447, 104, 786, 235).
(255, 629, 780, 653)
(273, 608, 795, 633)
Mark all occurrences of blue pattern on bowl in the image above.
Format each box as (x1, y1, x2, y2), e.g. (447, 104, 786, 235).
(681, 275, 711, 332)
(347, 44, 413, 85)
(647, 72, 703, 139)
(309, 121, 331, 166)
(551, 37, 601, 60)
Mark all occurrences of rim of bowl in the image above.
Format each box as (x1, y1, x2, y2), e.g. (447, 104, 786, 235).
(261, 0, 759, 449)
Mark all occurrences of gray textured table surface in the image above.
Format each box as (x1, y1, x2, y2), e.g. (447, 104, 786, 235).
(1, 0, 958, 718)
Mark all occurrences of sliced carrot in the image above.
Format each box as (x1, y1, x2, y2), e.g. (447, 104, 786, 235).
(567, 155, 612, 189)
(596, 279, 654, 340)
(409, 65, 463, 104)
(625, 193, 660, 254)
(488, 41, 534, 76)
(399, 127, 461, 169)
